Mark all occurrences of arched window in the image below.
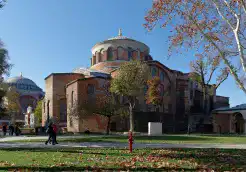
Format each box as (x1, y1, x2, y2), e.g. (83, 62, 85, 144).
(99, 48, 104, 62)
(136, 50, 140, 59)
(117, 47, 124, 60)
(152, 67, 157, 77)
(128, 47, 133, 61)
(160, 84, 164, 96)
(160, 71, 165, 82)
(87, 84, 95, 95)
(107, 48, 113, 61)
(71, 91, 74, 107)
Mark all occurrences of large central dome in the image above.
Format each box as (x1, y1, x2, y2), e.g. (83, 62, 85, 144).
(6, 73, 44, 94)
(89, 29, 153, 72)
(91, 29, 150, 55)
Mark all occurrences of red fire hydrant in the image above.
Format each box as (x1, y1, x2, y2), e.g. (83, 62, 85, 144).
(128, 131, 133, 153)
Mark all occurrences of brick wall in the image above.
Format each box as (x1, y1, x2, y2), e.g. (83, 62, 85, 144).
(213, 113, 230, 133)
(42, 73, 84, 127)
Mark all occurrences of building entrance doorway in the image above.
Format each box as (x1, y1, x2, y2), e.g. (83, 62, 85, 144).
(233, 113, 245, 134)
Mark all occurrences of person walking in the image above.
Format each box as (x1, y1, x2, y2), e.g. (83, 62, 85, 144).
(45, 123, 55, 145)
(9, 124, 14, 136)
(15, 125, 21, 136)
(2, 125, 7, 136)
(52, 123, 58, 144)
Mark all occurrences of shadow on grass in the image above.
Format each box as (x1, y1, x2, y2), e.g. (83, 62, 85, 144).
(0, 147, 132, 157)
(54, 135, 213, 143)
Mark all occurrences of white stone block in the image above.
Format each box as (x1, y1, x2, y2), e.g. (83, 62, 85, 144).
(148, 122, 162, 136)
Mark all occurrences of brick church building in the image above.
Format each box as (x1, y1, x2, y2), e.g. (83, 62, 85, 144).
(42, 29, 229, 133)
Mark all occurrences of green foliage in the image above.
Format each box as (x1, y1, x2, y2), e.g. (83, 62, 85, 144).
(34, 100, 42, 125)
(110, 60, 150, 131)
(0, 46, 12, 76)
(146, 76, 163, 106)
(4, 86, 20, 113)
(110, 60, 150, 98)
(0, 0, 6, 9)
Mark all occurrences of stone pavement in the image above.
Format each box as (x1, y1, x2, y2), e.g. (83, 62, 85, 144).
(0, 135, 103, 142)
(1, 135, 246, 149)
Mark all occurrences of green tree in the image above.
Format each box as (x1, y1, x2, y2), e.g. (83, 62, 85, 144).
(146, 76, 163, 112)
(189, 54, 229, 113)
(144, 0, 246, 94)
(34, 100, 42, 126)
(0, 0, 7, 9)
(4, 87, 20, 123)
(110, 60, 150, 132)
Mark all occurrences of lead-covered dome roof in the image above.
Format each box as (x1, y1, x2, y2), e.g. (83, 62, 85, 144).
(5, 73, 44, 95)
(91, 29, 150, 55)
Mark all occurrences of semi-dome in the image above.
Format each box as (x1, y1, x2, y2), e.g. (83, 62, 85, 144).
(5, 73, 44, 94)
(91, 29, 150, 55)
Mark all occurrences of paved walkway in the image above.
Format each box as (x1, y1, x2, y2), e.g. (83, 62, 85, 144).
(0, 141, 246, 149)
(1, 135, 246, 149)
(0, 135, 103, 142)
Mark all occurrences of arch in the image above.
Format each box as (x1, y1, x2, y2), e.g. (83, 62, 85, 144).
(128, 47, 133, 61)
(151, 67, 157, 77)
(59, 98, 67, 122)
(107, 47, 113, 61)
(136, 49, 140, 60)
(99, 48, 104, 62)
(160, 84, 164, 96)
(117, 46, 125, 60)
(160, 71, 165, 82)
(87, 84, 95, 94)
(232, 112, 245, 134)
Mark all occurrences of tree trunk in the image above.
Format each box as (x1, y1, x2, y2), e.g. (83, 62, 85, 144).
(129, 103, 134, 132)
(11, 112, 16, 124)
(106, 116, 111, 135)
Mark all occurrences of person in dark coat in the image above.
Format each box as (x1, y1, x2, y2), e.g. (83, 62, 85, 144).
(2, 125, 7, 136)
(15, 125, 21, 136)
(9, 124, 14, 136)
(45, 123, 55, 145)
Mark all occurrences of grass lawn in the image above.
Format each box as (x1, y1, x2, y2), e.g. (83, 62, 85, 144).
(0, 147, 245, 171)
(8, 135, 246, 144)
(0, 148, 246, 171)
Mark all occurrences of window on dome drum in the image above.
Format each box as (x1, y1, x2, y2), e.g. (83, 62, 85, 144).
(87, 84, 95, 94)
(128, 47, 133, 60)
(107, 48, 113, 61)
(160, 71, 164, 82)
(137, 50, 140, 59)
(151, 67, 157, 77)
(117, 47, 124, 60)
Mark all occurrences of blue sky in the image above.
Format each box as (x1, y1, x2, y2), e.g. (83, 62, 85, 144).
(0, 0, 244, 106)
